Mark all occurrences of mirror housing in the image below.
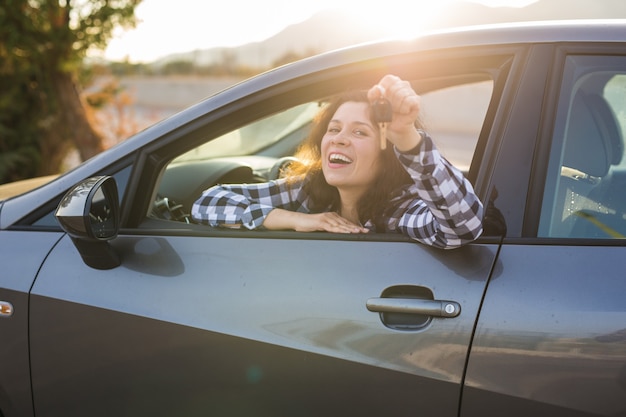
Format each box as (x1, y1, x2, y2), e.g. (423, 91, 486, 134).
(55, 176, 121, 270)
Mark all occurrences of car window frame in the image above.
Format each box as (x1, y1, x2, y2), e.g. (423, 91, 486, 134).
(11, 158, 135, 230)
(526, 42, 626, 246)
(121, 48, 518, 239)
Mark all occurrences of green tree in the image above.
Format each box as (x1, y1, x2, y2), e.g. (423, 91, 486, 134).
(0, 0, 141, 184)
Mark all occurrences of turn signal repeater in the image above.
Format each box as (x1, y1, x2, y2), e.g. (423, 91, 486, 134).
(0, 301, 14, 317)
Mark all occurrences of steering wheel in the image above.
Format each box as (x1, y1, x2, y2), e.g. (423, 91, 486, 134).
(268, 156, 301, 180)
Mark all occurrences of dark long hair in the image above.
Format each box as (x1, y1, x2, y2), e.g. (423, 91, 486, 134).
(286, 90, 416, 226)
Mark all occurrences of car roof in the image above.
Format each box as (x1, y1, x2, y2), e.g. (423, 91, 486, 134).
(408, 19, 626, 45)
(229, 19, 626, 101)
(291, 20, 626, 74)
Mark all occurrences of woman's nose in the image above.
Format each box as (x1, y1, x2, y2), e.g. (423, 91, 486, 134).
(332, 130, 350, 145)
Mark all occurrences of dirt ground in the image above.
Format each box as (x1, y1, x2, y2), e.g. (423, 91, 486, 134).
(119, 76, 244, 110)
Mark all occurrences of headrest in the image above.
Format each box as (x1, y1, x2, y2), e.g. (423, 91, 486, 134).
(563, 91, 621, 178)
(584, 93, 624, 165)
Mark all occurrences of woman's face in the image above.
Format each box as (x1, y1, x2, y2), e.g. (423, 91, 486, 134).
(320, 101, 383, 195)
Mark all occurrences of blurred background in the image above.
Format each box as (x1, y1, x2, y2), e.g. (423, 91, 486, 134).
(1, 0, 625, 184)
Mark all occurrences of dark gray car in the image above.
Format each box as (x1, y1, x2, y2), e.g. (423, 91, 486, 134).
(1, 20, 625, 417)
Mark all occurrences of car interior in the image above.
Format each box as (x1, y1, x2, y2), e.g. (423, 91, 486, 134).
(543, 71, 626, 239)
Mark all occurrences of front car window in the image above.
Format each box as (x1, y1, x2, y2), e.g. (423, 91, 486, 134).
(421, 80, 492, 172)
(150, 79, 493, 226)
(173, 102, 321, 162)
(32, 164, 132, 228)
(539, 55, 626, 239)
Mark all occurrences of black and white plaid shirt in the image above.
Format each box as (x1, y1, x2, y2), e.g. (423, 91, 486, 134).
(192, 133, 483, 248)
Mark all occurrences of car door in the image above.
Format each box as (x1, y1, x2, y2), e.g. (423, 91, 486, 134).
(30, 233, 498, 416)
(462, 47, 626, 416)
(26, 52, 506, 416)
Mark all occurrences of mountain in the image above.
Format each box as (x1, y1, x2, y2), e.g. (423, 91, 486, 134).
(154, 8, 391, 69)
(153, 0, 626, 69)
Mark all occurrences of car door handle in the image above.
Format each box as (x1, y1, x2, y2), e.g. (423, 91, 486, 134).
(366, 298, 461, 318)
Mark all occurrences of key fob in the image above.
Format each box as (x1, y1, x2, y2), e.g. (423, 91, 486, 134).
(373, 98, 392, 123)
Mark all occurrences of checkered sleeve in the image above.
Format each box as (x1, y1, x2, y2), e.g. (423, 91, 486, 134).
(388, 131, 484, 249)
(191, 179, 304, 230)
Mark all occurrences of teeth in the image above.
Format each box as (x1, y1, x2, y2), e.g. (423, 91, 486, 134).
(329, 153, 353, 164)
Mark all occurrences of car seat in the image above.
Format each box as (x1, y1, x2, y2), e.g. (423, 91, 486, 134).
(556, 91, 625, 238)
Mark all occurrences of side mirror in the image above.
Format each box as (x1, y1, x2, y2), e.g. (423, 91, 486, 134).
(55, 176, 121, 270)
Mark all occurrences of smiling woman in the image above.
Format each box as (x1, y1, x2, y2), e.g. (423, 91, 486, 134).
(190, 75, 484, 248)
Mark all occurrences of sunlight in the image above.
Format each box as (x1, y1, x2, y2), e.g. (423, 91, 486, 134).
(336, 0, 456, 40)
(330, 0, 538, 41)
(101, 0, 540, 63)
(472, 0, 538, 6)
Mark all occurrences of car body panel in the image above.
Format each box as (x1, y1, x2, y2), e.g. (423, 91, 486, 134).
(29, 297, 458, 417)
(461, 33, 626, 415)
(463, 244, 626, 416)
(0, 231, 64, 417)
(29, 234, 497, 415)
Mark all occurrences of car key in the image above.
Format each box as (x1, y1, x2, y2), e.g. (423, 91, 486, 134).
(373, 94, 392, 149)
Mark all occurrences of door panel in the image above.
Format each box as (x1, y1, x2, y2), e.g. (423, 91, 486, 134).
(30, 234, 497, 416)
(462, 245, 626, 417)
(0, 231, 63, 417)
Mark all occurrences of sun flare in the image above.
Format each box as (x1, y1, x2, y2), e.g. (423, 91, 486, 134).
(336, 0, 455, 40)
(334, 0, 538, 41)
(102, 0, 539, 63)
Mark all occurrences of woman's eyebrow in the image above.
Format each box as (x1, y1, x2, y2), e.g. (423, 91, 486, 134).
(353, 120, 375, 130)
(329, 119, 374, 129)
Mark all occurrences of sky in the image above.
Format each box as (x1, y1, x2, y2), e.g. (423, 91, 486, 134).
(100, 0, 538, 63)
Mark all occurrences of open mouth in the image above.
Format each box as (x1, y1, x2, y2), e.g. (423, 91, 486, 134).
(329, 153, 353, 165)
